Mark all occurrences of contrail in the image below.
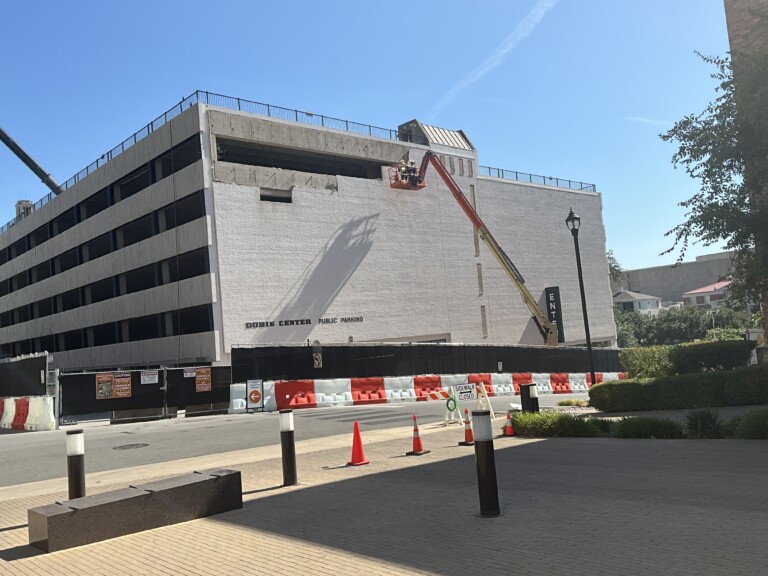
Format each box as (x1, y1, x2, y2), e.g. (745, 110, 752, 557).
(428, 0, 558, 121)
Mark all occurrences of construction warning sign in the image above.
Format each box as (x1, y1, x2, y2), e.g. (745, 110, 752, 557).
(195, 367, 212, 392)
(454, 383, 477, 401)
(95, 373, 114, 400)
(113, 372, 132, 398)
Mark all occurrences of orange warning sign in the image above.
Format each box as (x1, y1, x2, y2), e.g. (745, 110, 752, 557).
(248, 389, 262, 405)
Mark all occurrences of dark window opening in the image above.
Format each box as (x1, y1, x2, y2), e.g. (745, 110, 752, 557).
(13, 340, 32, 355)
(92, 322, 118, 346)
(62, 329, 84, 351)
(37, 335, 54, 354)
(31, 261, 51, 283)
(90, 277, 115, 304)
(9, 238, 27, 258)
(216, 137, 381, 179)
(0, 279, 9, 297)
(80, 187, 110, 219)
(173, 304, 213, 335)
(36, 298, 53, 319)
(169, 248, 210, 283)
(164, 190, 205, 230)
(13, 305, 30, 324)
(128, 314, 160, 342)
(260, 188, 292, 203)
(11, 271, 29, 291)
(83, 232, 112, 262)
(0, 249, 8, 266)
(53, 207, 78, 235)
(30, 224, 50, 248)
(117, 165, 151, 200)
(121, 213, 154, 247)
(55, 247, 79, 274)
(0, 344, 12, 357)
(158, 136, 201, 179)
(0, 311, 10, 328)
(124, 263, 158, 294)
(60, 288, 81, 312)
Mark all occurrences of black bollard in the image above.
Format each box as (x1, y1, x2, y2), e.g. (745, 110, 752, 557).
(66, 429, 86, 500)
(279, 410, 298, 486)
(520, 383, 532, 413)
(472, 410, 500, 517)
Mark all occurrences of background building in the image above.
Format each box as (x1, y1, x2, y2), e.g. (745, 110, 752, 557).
(613, 289, 662, 315)
(615, 251, 733, 305)
(0, 93, 616, 371)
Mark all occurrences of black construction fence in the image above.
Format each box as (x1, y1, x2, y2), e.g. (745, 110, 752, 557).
(231, 343, 622, 384)
(0, 353, 48, 397)
(60, 366, 232, 417)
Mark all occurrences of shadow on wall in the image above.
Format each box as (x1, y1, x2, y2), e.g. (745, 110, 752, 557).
(255, 213, 379, 343)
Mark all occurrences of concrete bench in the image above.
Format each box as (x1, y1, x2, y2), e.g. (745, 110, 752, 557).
(28, 468, 242, 552)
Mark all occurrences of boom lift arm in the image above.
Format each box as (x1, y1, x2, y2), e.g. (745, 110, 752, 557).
(410, 151, 559, 346)
(0, 127, 63, 196)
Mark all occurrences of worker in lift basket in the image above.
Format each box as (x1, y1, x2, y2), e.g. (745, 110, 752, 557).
(407, 160, 419, 185)
(398, 159, 408, 182)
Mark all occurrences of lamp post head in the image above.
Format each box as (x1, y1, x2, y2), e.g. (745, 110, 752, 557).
(566, 208, 580, 238)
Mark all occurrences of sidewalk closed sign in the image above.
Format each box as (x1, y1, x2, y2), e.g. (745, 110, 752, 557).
(455, 383, 476, 401)
(247, 380, 263, 409)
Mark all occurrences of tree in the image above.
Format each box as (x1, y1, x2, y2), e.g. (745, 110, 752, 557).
(607, 249, 625, 286)
(660, 47, 768, 332)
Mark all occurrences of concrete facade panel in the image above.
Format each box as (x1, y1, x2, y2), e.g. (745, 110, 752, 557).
(51, 331, 217, 371)
(0, 161, 204, 282)
(0, 274, 214, 342)
(0, 217, 211, 311)
(207, 109, 409, 163)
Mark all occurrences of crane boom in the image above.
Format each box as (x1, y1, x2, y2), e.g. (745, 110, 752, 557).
(421, 152, 559, 346)
(0, 127, 63, 196)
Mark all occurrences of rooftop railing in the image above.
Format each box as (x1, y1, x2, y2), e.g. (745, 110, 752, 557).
(478, 165, 597, 192)
(2, 90, 596, 234)
(1, 90, 428, 234)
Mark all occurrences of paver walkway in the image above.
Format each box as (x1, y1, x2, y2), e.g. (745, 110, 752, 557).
(1, 421, 768, 575)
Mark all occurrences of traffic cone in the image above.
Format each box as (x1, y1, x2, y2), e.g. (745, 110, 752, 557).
(406, 414, 431, 456)
(502, 411, 516, 437)
(458, 408, 474, 446)
(347, 421, 370, 466)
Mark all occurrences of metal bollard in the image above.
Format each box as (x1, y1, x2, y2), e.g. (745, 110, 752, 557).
(530, 384, 540, 413)
(66, 429, 86, 500)
(472, 410, 500, 517)
(279, 410, 298, 486)
(520, 383, 532, 412)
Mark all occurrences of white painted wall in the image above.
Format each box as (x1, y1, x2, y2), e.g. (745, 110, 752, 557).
(212, 170, 617, 355)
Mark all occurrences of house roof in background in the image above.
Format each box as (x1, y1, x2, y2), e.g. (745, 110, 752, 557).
(613, 290, 661, 302)
(683, 280, 731, 295)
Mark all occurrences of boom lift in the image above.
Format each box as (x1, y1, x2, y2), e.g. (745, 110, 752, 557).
(389, 151, 559, 346)
(0, 127, 63, 197)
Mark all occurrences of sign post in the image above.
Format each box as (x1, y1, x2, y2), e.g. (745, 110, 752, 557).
(545, 286, 565, 343)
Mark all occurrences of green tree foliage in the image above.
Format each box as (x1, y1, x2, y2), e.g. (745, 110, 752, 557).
(660, 48, 768, 331)
(607, 249, 625, 285)
(616, 305, 752, 347)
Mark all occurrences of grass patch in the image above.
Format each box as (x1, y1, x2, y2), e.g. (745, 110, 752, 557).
(507, 411, 598, 437)
(557, 399, 589, 407)
(685, 409, 727, 439)
(735, 409, 768, 439)
(613, 417, 683, 439)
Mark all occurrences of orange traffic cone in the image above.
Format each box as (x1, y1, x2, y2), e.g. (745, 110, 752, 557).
(406, 414, 431, 456)
(502, 411, 516, 437)
(459, 408, 474, 446)
(347, 421, 370, 466)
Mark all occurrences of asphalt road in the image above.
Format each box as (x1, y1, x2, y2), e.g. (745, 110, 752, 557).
(0, 393, 586, 487)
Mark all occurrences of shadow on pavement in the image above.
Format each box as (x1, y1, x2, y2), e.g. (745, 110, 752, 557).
(208, 438, 768, 576)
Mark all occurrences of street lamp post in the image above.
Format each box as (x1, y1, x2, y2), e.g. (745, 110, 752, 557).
(565, 208, 597, 388)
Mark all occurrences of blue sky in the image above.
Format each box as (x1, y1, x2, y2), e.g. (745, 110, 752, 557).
(1, 0, 729, 270)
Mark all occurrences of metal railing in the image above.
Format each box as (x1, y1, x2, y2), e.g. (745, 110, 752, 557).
(1, 90, 428, 235)
(478, 165, 596, 192)
(1, 89, 596, 234)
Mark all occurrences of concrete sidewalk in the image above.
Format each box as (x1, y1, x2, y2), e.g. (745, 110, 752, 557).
(2, 421, 768, 575)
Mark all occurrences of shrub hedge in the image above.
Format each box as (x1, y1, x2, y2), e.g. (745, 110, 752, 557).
(507, 411, 598, 437)
(619, 346, 674, 378)
(588, 363, 768, 412)
(735, 409, 768, 439)
(614, 417, 683, 439)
